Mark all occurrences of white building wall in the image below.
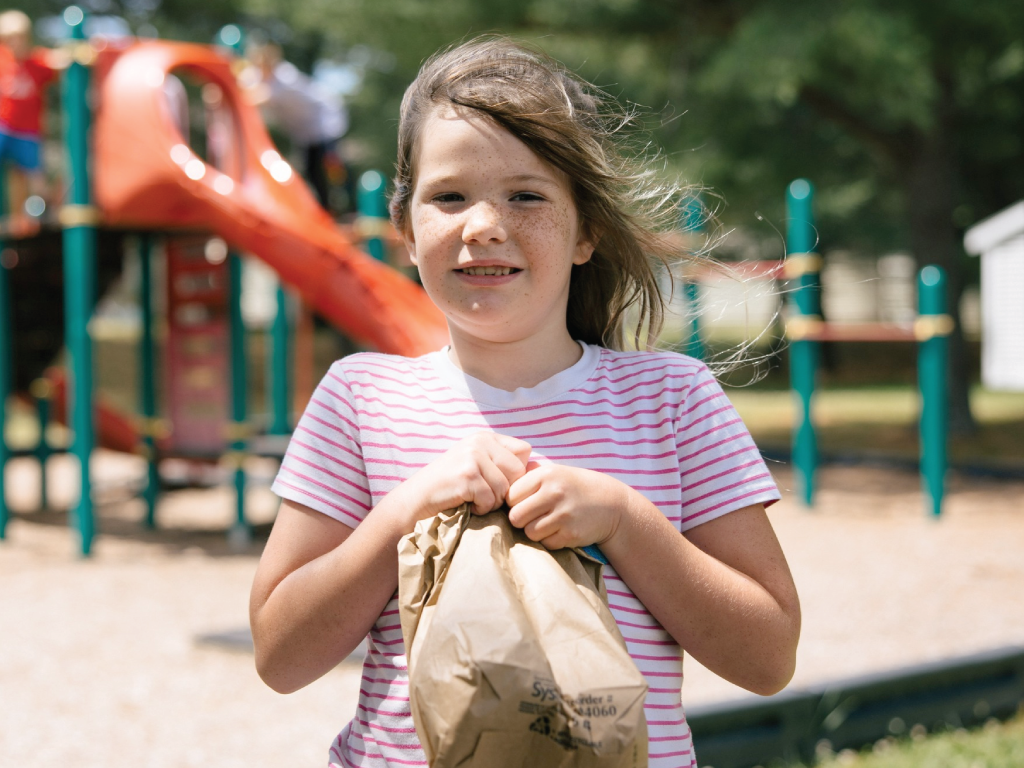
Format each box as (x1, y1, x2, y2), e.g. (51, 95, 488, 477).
(980, 235, 1024, 391)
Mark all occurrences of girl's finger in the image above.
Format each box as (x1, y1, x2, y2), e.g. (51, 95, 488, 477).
(475, 461, 513, 513)
(492, 434, 532, 467)
(490, 447, 530, 486)
(468, 476, 497, 515)
(506, 468, 543, 508)
(507, 493, 550, 529)
(523, 510, 559, 543)
(539, 532, 569, 551)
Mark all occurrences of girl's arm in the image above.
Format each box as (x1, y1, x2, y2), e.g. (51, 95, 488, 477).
(507, 467, 800, 696)
(602, 493, 800, 696)
(250, 432, 531, 694)
(249, 494, 408, 694)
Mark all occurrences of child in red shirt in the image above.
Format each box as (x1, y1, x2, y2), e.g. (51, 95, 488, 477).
(0, 10, 58, 230)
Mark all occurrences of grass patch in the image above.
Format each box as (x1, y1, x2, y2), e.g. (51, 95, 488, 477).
(808, 710, 1024, 768)
(725, 386, 1024, 469)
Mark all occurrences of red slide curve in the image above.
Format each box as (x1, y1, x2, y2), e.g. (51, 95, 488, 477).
(43, 367, 143, 456)
(92, 41, 448, 357)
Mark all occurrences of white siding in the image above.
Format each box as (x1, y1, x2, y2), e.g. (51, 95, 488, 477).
(981, 235, 1024, 391)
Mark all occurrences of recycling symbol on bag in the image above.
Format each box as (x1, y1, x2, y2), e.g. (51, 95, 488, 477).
(529, 715, 552, 736)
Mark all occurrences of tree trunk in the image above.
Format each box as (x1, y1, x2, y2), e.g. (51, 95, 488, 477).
(799, 77, 977, 433)
(904, 81, 976, 435)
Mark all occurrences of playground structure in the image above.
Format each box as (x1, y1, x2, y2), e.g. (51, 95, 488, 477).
(781, 179, 951, 517)
(0, 11, 448, 555)
(678, 179, 952, 517)
(0, 12, 955, 557)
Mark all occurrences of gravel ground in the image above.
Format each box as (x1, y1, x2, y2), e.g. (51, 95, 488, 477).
(2, 450, 1023, 767)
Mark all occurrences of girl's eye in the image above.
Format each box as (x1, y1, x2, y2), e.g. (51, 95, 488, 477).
(431, 193, 464, 203)
(511, 192, 545, 202)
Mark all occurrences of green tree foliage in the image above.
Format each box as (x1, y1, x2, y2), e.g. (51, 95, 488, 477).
(244, 1, 1024, 423)
(680, 0, 1024, 429)
(18, 0, 245, 43)
(253, 0, 1022, 247)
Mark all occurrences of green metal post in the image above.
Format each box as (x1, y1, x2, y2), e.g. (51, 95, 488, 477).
(679, 196, 705, 361)
(786, 179, 820, 507)
(267, 282, 290, 434)
(138, 234, 159, 528)
(31, 381, 52, 510)
(683, 280, 705, 361)
(228, 251, 250, 543)
(918, 266, 948, 518)
(0, 235, 9, 538)
(358, 170, 388, 262)
(215, 24, 245, 55)
(62, 6, 97, 555)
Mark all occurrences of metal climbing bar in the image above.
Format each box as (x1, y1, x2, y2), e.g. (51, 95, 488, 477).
(138, 234, 160, 527)
(267, 282, 290, 435)
(357, 170, 388, 262)
(228, 251, 250, 544)
(785, 179, 820, 507)
(61, 6, 98, 555)
(31, 379, 52, 509)
(0, 208, 9, 538)
(917, 266, 951, 517)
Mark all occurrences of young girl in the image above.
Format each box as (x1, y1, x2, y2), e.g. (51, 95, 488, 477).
(250, 37, 800, 768)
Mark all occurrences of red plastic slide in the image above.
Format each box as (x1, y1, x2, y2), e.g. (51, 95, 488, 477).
(92, 40, 448, 357)
(43, 367, 143, 456)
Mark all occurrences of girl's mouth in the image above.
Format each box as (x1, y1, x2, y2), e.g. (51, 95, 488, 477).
(458, 266, 520, 276)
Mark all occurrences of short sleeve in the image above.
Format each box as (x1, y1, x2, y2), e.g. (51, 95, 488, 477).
(29, 52, 56, 86)
(675, 363, 780, 532)
(271, 361, 372, 527)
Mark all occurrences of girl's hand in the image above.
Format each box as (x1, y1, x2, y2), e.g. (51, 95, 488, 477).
(399, 431, 532, 522)
(506, 464, 631, 550)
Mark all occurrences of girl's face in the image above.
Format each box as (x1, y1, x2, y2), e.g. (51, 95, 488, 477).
(402, 108, 594, 348)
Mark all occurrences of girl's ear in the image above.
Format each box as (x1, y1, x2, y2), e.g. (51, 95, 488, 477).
(573, 226, 598, 265)
(572, 239, 595, 266)
(402, 228, 418, 266)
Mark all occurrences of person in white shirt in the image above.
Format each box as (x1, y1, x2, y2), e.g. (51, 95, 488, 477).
(245, 42, 348, 210)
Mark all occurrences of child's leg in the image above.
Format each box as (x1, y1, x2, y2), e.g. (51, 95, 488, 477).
(4, 133, 43, 233)
(25, 170, 48, 219)
(0, 133, 9, 215)
(27, 169, 46, 201)
(7, 165, 28, 215)
(5, 165, 35, 236)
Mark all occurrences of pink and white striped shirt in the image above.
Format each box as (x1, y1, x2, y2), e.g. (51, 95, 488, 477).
(272, 343, 780, 768)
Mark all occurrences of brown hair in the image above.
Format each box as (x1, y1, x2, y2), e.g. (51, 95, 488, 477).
(390, 36, 697, 349)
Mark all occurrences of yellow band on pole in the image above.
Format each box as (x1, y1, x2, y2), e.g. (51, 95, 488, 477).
(60, 41, 98, 67)
(355, 216, 392, 239)
(913, 314, 955, 341)
(224, 421, 253, 442)
(59, 205, 101, 228)
(72, 41, 97, 66)
(135, 417, 171, 439)
(223, 451, 248, 470)
(783, 253, 822, 279)
(785, 315, 825, 340)
(29, 378, 54, 400)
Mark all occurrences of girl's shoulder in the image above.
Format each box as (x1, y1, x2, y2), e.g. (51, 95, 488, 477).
(327, 349, 445, 389)
(594, 347, 711, 381)
(586, 347, 717, 410)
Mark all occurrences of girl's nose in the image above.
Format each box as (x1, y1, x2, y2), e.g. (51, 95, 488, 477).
(462, 202, 507, 244)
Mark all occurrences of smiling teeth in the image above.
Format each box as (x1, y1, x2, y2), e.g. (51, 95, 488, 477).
(462, 267, 513, 276)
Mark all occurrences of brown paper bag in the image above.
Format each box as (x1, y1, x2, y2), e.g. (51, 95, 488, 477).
(398, 505, 648, 768)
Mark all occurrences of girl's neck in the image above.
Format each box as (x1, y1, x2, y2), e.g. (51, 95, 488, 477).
(447, 329, 584, 392)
